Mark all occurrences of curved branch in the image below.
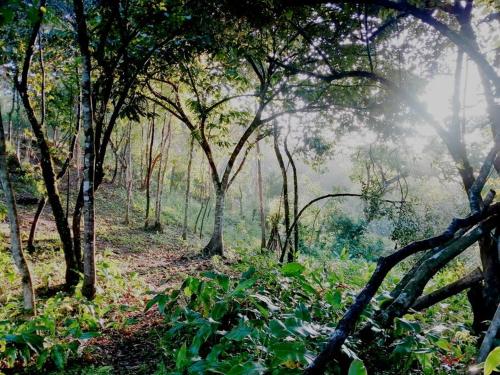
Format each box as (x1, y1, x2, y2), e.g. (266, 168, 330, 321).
(282, 193, 402, 252)
(411, 268, 483, 311)
(304, 203, 500, 374)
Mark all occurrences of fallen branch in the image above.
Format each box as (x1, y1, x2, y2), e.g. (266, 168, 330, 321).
(412, 268, 483, 311)
(304, 204, 499, 374)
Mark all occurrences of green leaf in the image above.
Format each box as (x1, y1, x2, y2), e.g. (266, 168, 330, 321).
(269, 341, 306, 364)
(211, 300, 228, 321)
(485, 347, 500, 375)
(282, 262, 305, 277)
(227, 360, 266, 375)
(348, 359, 367, 375)
(225, 322, 252, 341)
(51, 344, 66, 370)
(176, 343, 189, 370)
(79, 331, 100, 340)
(325, 290, 342, 308)
(269, 319, 288, 338)
(231, 278, 256, 296)
(241, 266, 256, 280)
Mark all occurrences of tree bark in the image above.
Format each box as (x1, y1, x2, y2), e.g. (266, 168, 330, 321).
(74, 0, 97, 300)
(202, 187, 224, 256)
(284, 126, 299, 259)
(0, 108, 36, 312)
(200, 197, 210, 239)
(125, 123, 133, 225)
(182, 137, 194, 240)
(274, 122, 291, 263)
(15, 0, 78, 288)
(411, 268, 483, 311)
(27, 197, 46, 253)
(154, 117, 171, 230)
(256, 140, 266, 249)
(304, 207, 499, 374)
(144, 115, 155, 228)
(7, 80, 16, 142)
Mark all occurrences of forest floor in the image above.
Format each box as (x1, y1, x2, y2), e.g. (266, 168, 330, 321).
(1, 183, 238, 374)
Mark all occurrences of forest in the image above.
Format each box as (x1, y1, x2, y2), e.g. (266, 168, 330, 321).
(0, 0, 499, 374)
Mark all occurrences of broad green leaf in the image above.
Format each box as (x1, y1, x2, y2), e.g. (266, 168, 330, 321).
(270, 341, 306, 364)
(176, 343, 189, 370)
(227, 360, 266, 375)
(348, 359, 367, 375)
(325, 290, 342, 308)
(225, 322, 252, 341)
(51, 344, 66, 370)
(282, 262, 305, 277)
(211, 300, 228, 321)
(231, 278, 256, 296)
(485, 346, 500, 375)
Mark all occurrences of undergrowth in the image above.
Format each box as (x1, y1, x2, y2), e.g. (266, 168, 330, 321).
(0, 249, 144, 373)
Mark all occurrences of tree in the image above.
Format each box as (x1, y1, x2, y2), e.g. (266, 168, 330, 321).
(73, 0, 97, 300)
(0, 106, 35, 312)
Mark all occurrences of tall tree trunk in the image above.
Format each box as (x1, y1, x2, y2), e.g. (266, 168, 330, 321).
(27, 197, 46, 253)
(202, 186, 224, 256)
(200, 197, 210, 238)
(238, 185, 244, 218)
(154, 117, 170, 230)
(0, 108, 36, 312)
(7, 80, 16, 142)
(182, 137, 194, 240)
(15, 0, 78, 288)
(74, 0, 96, 300)
(194, 198, 204, 233)
(72, 186, 83, 271)
(125, 122, 133, 225)
(274, 122, 290, 263)
(144, 115, 155, 228)
(284, 127, 299, 260)
(256, 140, 266, 250)
(169, 165, 176, 193)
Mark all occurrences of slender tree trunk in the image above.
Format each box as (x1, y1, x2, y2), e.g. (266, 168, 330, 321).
(74, 0, 96, 300)
(194, 198, 204, 233)
(15, 0, 78, 288)
(72, 186, 83, 271)
(27, 197, 46, 253)
(256, 140, 266, 250)
(154, 117, 170, 230)
(0, 109, 36, 312)
(144, 115, 155, 228)
(18, 86, 78, 289)
(182, 137, 194, 240)
(202, 186, 225, 256)
(274, 122, 290, 263)
(200, 197, 210, 238)
(238, 185, 244, 218)
(169, 165, 176, 193)
(284, 127, 299, 260)
(125, 123, 133, 225)
(7, 81, 16, 143)
(156, 122, 172, 225)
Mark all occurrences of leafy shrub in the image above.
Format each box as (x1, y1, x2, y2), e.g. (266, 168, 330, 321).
(147, 260, 354, 374)
(0, 251, 143, 372)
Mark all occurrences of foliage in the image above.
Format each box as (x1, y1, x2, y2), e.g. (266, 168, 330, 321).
(147, 258, 349, 374)
(484, 347, 500, 375)
(147, 254, 479, 374)
(0, 250, 143, 372)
